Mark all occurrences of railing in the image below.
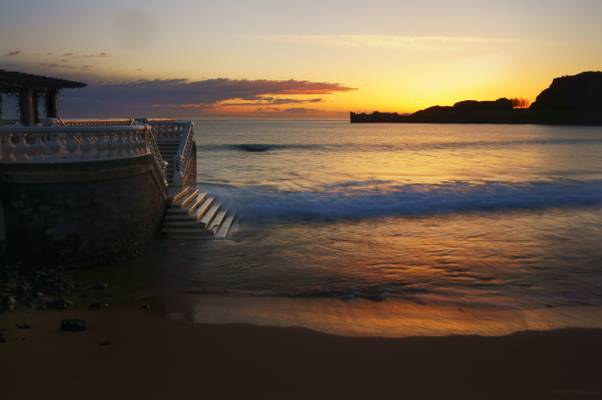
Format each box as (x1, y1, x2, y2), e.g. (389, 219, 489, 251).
(173, 121, 195, 187)
(144, 120, 196, 188)
(145, 120, 188, 143)
(60, 118, 136, 127)
(0, 126, 163, 181)
(0, 118, 199, 190)
(146, 131, 168, 184)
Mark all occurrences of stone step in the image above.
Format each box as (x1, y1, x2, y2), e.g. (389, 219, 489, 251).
(161, 227, 211, 234)
(209, 209, 228, 232)
(172, 187, 193, 203)
(162, 220, 198, 227)
(179, 189, 199, 207)
(188, 192, 208, 214)
(164, 213, 196, 221)
(162, 189, 238, 240)
(216, 214, 236, 239)
(199, 202, 221, 228)
(164, 234, 213, 240)
(194, 197, 214, 222)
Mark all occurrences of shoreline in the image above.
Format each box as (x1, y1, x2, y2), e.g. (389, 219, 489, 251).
(166, 293, 602, 338)
(1, 305, 602, 399)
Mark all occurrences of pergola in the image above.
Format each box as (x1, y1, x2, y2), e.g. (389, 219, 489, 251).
(0, 70, 86, 125)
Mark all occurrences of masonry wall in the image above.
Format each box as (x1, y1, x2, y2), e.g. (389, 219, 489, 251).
(0, 155, 167, 266)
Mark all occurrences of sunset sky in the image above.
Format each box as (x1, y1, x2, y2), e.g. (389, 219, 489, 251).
(1, 0, 601, 118)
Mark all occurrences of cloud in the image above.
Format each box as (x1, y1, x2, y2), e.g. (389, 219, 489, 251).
(4, 50, 21, 57)
(283, 107, 320, 113)
(61, 78, 355, 117)
(84, 52, 110, 58)
(39, 63, 76, 70)
(256, 35, 522, 51)
(221, 97, 323, 107)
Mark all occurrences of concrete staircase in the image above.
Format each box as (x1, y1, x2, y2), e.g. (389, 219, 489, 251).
(161, 187, 236, 240)
(156, 141, 178, 185)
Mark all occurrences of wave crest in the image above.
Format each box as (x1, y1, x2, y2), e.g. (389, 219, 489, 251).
(202, 179, 602, 222)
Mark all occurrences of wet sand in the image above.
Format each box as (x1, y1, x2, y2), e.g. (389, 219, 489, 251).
(1, 307, 602, 400)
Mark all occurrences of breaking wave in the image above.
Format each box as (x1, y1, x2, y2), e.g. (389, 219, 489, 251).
(202, 179, 602, 222)
(197, 143, 321, 152)
(196, 138, 602, 154)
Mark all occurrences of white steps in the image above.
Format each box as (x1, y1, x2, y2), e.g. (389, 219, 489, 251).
(215, 215, 235, 239)
(200, 202, 221, 227)
(161, 188, 236, 240)
(157, 141, 180, 185)
(194, 197, 214, 222)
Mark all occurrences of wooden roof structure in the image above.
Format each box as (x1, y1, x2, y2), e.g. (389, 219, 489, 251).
(0, 70, 86, 125)
(0, 70, 86, 93)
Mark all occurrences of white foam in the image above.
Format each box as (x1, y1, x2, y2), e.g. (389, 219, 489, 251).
(201, 179, 602, 222)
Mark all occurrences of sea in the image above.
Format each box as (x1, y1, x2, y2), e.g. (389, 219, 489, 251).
(147, 120, 602, 337)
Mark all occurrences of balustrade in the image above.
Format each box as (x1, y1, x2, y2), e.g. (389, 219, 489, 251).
(0, 125, 153, 164)
(0, 119, 196, 189)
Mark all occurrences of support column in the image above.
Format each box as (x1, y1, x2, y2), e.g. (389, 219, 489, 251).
(32, 91, 40, 124)
(19, 86, 34, 126)
(45, 89, 58, 118)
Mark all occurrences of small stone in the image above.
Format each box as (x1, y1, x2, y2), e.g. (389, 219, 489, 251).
(6, 296, 17, 306)
(99, 341, 111, 346)
(46, 298, 73, 310)
(60, 319, 87, 332)
(93, 282, 109, 291)
(89, 303, 109, 310)
(16, 324, 31, 330)
(141, 304, 151, 310)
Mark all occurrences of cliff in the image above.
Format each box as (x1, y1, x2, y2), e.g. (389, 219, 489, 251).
(351, 71, 602, 125)
(528, 71, 602, 124)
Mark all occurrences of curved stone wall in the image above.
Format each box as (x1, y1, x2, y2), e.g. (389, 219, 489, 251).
(0, 155, 167, 266)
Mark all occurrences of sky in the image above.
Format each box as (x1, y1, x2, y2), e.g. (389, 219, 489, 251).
(1, 0, 601, 118)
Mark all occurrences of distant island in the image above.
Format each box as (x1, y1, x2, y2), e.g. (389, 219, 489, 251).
(351, 71, 602, 125)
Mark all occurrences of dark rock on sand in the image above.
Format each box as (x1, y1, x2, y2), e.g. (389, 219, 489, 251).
(0, 263, 77, 314)
(89, 303, 110, 310)
(60, 319, 87, 332)
(100, 341, 111, 346)
(93, 282, 109, 291)
(46, 298, 74, 310)
(16, 324, 32, 329)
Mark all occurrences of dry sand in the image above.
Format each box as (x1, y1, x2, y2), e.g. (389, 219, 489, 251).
(1, 307, 601, 400)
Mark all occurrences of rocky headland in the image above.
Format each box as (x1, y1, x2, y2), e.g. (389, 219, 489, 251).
(351, 71, 602, 125)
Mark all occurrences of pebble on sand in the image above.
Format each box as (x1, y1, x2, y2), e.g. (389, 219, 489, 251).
(60, 319, 87, 332)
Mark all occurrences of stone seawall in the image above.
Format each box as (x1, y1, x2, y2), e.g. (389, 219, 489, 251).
(0, 155, 167, 266)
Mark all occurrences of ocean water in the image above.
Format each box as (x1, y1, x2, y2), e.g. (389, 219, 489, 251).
(158, 120, 602, 335)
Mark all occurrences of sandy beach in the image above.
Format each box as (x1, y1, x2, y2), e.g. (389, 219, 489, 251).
(1, 306, 602, 400)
